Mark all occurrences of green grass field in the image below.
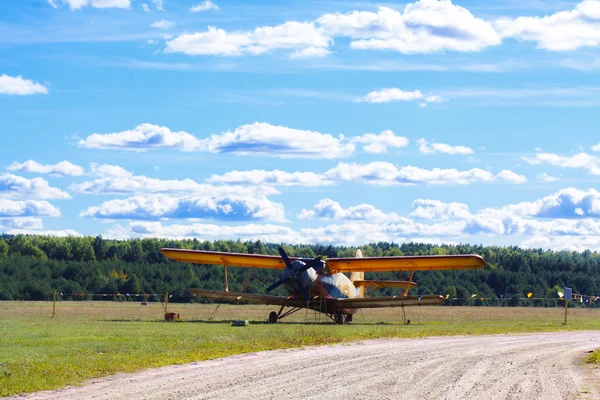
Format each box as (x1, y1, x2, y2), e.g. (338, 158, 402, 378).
(1, 301, 600, 397)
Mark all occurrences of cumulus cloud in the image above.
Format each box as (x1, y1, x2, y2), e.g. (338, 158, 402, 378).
(208, 170, 334, 187)
(150, 20, 174, 29)
(201, 122, 354, 158)
(5, 228, 81, 237)
(0, 199, 60, 217)
(0, 217, 45, 230)
(324, 162, 526, 185)
(209, 163, 526, 187)
(522, 152, 600, 175)
(190, 0, 218, 12)
(317, 2, 501, 54)
(166, 22, 332, 57)
(496, 0, 600, 51)
(417, 138, 474, 155)
(358, 88, 442, 104)
(0, 75, 48, 95)
(0, 174, 71, 200)
(409, 199, 471, 220)
(537, 172, 559, 182)
(77, 123, 203, 152)
(54, 0, 130, 10)
(298, 198, 403, 221)
(289, 47, 331, 58)
(70, 164, 278, 199)
(108, 221, 303, 243)
(490, 188, 600, 219)
(81, 194, 286, 222)
(351, 130, 409, 153)
(6, 160, 85, 177)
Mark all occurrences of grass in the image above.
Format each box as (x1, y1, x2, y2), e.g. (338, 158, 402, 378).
(1, 301, 600, 397)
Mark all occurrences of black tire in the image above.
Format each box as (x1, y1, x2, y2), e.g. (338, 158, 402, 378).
(268, 311, 278, 324)
(334, 312, 344, 325)
(345, 314, 353, 324)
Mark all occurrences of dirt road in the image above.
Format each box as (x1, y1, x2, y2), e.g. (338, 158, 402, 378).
(15, 331, 600, 400)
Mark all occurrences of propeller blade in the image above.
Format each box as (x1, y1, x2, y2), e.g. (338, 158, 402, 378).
(278, 246, 293, 269)
(296, 280, 309, 302)
(266, 277, 290, 292)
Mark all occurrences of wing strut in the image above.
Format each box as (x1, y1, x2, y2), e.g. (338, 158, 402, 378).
(404, 270, 415, 296)
(221, 258, 229, 292)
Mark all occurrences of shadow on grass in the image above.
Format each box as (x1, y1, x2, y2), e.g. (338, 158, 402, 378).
(100, 318, 412, 326)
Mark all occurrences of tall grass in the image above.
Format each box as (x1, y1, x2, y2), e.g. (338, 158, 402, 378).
(1, 301, 599, 396)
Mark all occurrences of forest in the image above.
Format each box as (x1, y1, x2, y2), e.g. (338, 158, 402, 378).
(0, 234, 598, 307)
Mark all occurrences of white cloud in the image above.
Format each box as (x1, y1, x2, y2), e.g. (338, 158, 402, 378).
(490, 188, 600, 219)
(0, 217, 45, 230)
(522, 235, 600, 252)
(351, 130, 409, 153)
(324, 162, 525, 185)
(409, 199, 471, 220)
(522, 152, 600, 175)
(317, 2, 501, 54)
(190, 0, 218, 12)
(358, 88, 442, 104)
(418, 138, 474, 155)
(71, 164, 279, 198)
(165, 22, 332, 57)
(592, 143, 600, 152)
(298, 198, 403, 221)
(537, 172, 559, 182)
(151, 0, 163, 10)
(81, 194, 286, 222)
(56, 0, 130, 11)
(495, 170, 528, 184)
(0, 199, 60, 217)
(0, 75, 48, 95)
(289, 47, 331, 59)
(4, 228, 81, 237)
(141, 3, 149, 12)
(0, 174, 71, 200)
(109, 221, 303, 243)
(6, 160, 85, 177)
(208, 170, 334, 187)
(77, 123, 203, 152)
(201, 122, 354, 158)
(48, 0, 59, 8)
(150, 20, 174, 29)
(496, 0, 600, 51)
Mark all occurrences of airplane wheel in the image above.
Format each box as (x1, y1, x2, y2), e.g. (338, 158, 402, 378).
(334, 312, 344, 325)
(345, 314, 353, 324)
(268, 311, 278, 324)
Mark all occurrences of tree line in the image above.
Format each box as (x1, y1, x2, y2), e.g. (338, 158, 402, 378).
(0, 234, 599, 307)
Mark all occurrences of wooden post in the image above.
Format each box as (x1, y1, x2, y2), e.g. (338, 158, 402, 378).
(564, 299, 569, 325)
(51, 291, 57, 319)
(164, 291, 169, 314)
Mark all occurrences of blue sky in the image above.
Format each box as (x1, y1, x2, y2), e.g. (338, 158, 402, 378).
(2, 0, 600, 250)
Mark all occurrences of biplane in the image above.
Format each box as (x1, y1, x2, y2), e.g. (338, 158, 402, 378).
(160, 247, 485, 324)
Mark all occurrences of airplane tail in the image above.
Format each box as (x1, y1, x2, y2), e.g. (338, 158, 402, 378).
(349, 249, 365, 298)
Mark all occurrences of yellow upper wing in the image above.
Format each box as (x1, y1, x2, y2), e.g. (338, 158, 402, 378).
(160, 248, 485, 273)
(160, 249, 289, 270)
(327, 254, 485, 273)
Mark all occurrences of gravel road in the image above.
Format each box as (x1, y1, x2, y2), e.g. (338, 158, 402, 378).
(14, 331, 600, 400)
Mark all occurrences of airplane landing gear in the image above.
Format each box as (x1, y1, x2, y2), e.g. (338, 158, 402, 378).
(345, 314, 353, 324)
(334, 312, 344, 325)
(268, 311, 278, 323)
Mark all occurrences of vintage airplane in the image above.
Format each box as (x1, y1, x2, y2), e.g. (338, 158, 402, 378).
(160, 246, 485, 324)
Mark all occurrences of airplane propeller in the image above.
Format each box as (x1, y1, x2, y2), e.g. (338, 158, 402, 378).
(266, 246, 322, 301)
